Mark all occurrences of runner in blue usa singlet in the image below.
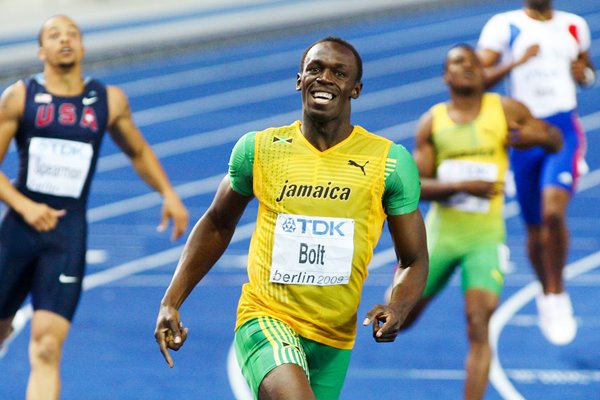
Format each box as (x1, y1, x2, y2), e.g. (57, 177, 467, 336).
(0, 74, 109, 321)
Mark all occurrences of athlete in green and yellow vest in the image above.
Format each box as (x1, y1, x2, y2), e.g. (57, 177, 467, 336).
(229, 120, 420, 349)
(424, 92, 509, 296)
(429, 92, 509, 246)
(395, 44, 562, 400)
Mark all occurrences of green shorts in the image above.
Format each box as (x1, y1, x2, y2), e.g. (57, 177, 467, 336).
(424, 241, 508, 297)
(234, 316, 351, 400)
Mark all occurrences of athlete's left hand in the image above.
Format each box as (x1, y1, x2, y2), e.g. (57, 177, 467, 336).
(571, 58, 591, 86)
(363, 304, 403, 343)
(155, 305, 189, 368)
(157, 191, 189, 241)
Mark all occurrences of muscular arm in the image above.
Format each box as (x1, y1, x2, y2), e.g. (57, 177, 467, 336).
(0, 81, 66, 231)
(501, 97, 563, 153)
(155, 176, 252, 366)
(414, 111, 499, 201)
(107, 85, 188, 240)
(363, 209, 428, 342)
(387, 210, 429, 317)
(477, 46, 540, 89)
(0, 82, 26, 210)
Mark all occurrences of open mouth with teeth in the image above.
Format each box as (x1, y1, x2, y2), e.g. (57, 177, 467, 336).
(311, 90, 336, 104)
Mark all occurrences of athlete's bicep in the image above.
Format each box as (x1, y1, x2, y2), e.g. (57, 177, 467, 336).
(208, 175, 253, 231)
(383, 143, 421, 216)
(477, 14, 509, 58)
(106, 86, 147, 157)
(413, 111, 435, 178)
(477, 48, 502, 68)
(228, 132, 256, 197)
(388, 209, 428, 268)
(0, 82, 25, 162)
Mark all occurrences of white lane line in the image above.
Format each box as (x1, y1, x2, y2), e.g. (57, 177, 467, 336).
(507, 369, 600, 385)
(88, 174, 223, 222)
(347, 367, 600, 385)
(228, 343, 253, 400)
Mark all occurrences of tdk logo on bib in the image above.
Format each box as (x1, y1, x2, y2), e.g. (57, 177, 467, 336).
(281, 217, 296, 233)
(279, 215, 351, 237)
(297, 218, 347, 237)
(38, 139, 89, 156)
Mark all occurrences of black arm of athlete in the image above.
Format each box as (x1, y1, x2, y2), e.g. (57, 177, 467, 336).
(155, 176, 252, 367)
(107, 86, 189, 241)
(501, 97, 563, 153)
(477, 45, 540, 89)
(0, 82, 67, 232)
(571, 51, 596, 87)
(363, 210, 429, 343)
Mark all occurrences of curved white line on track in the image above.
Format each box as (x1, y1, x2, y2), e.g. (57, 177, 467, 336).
(228, 342, 253, 399)
(489, 251, 600, 400)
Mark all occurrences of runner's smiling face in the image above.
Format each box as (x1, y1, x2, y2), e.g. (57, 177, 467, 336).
(296, 41, 362, 122)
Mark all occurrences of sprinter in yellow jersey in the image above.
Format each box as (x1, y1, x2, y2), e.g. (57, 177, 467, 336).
(395, 44, 562, 400)
(154, 37, 429, 399)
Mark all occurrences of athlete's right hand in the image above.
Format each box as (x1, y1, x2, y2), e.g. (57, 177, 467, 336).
(515, 44, 539, 67)
(155, 305, 189, 368)
(20, 201, 66, 232)
(458, 180, 501, 199)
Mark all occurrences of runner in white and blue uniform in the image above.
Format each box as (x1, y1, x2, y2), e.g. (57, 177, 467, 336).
(477, 0, 596, 346)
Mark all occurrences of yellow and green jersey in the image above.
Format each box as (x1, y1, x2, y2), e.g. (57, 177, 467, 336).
(427, 92, 509, 244)
(228, 120, 420, 349)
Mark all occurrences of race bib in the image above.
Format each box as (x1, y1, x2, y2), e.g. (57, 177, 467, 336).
(437, 160, 498, 213)
(26, 137, 93, 198)
(270, 214, 354, 286)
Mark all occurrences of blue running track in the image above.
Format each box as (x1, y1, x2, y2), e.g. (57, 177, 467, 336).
(1, 0, 600, 398)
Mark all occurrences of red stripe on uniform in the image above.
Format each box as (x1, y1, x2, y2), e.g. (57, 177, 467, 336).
(568, 24, 580, 44)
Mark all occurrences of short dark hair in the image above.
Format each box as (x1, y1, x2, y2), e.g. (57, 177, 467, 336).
(38, 15, 82, 47)
(299, 37, 363, 83)
(444, 43, 478, 70)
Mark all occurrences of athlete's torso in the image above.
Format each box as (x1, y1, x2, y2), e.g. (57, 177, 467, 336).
(478, 10, 590, 117)
(427, 93, 509, 241)
(235, 121, 407, 349)
(14, 74, 109, 210)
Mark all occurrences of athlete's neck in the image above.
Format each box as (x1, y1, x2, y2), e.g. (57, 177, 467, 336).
(43, 65, 85, 96)
(525, 7, 553, 22)
(448, 92, 483, 125)
(301, 117, 353, 152)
